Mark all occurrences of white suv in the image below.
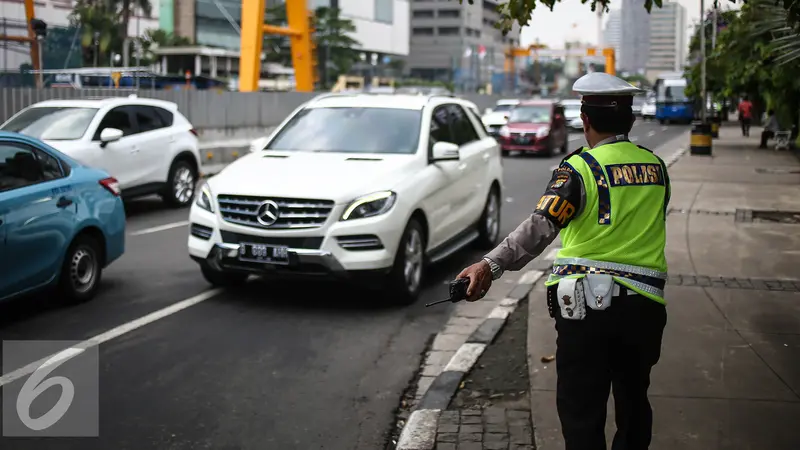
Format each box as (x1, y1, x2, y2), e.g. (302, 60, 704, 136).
(188, 93, 504, 303)
(0, 96, 201, 207)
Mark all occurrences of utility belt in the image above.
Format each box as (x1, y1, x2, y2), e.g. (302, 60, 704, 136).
(546, 275, 635, 320)
(546, 259, 668, 320)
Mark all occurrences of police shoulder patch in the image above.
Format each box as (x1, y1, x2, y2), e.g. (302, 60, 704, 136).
(605, 163, 664, 187)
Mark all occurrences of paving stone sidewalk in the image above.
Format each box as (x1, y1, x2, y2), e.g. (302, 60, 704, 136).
(434, 409, 533, 450)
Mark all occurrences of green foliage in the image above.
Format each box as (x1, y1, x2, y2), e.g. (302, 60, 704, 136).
(449, 0, 800, 35)
(313, 6, 362, 85)
(136, 29, 192, 65)
(685, 0, 800, 128)
(263, 4, 361, 86)
(70, 0, 120, 66)
(622, 74, 652, 89)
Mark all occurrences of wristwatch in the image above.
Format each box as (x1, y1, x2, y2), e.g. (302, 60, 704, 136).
(483, 257, 503, 280)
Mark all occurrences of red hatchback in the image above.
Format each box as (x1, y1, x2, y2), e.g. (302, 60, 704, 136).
(497, 100, 569, 156)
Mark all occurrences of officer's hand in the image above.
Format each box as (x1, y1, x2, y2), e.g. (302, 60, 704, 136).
(457, 260, 492, 302)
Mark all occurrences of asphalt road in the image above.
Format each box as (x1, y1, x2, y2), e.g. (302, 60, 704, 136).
(0, 120, 688, 450)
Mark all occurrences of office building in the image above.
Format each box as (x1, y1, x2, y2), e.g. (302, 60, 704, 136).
(645, 0, 687, 78)
(619, 0, 650, 74)
(404, 0, 520, 88)
(164, 0, 409, 58)
(602, 9, 622, 65)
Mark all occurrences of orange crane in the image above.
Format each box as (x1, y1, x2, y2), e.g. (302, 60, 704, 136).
(0, 0, 42, 86)
(504, 45, 617, 77)
(239, 0, 316, 92)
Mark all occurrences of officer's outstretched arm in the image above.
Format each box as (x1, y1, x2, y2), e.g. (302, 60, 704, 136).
(484, 161, 586, 272)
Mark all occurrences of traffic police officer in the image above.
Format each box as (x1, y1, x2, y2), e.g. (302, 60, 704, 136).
(458, 72, 670, 450)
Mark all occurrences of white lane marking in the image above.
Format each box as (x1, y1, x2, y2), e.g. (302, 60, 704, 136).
(647, 130, 656, 137)
(630, 136, 639, 142)
(661, 126, 668, 131)
(0, 289, 223, 387)
(500, 297, 521, 307)
(129, 220, 190, 236)
(444, 343, 486, 372)
(396, 409, 441, 450)
(519, 269, 545, 285)
(545, 248, 561, 261)
(488, 304, 517, 320)
(568, 135, 581, 141)
(505, 197, 514, 203)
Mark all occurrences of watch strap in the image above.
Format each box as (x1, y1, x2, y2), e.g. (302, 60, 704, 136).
(483, 257, 503, 280)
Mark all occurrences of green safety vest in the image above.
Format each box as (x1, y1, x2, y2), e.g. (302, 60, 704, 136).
(544, 139, 670, 304)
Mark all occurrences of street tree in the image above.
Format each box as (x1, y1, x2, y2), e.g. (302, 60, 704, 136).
(684, 0, 800, 130)
(451, 0, 800, 34)
(69, 0, 120, 66)
(312, 6, 362, 87)
(117, 0, 153, 42)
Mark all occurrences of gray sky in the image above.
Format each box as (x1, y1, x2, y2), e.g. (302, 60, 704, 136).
(519, 0, 722, 49)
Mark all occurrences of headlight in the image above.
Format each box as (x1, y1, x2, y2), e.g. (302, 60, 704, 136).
(536, 126, 551, 137)
(195, 182, 214, 212)
(341, 191, 396, 221)
(499, 126, 510, 137)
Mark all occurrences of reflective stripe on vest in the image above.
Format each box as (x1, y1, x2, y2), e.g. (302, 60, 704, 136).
(548, 257, 667, 299)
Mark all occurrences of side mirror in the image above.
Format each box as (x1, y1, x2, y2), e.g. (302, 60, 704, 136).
(431, 141, 460, 162)
(503, 115, 509, 120)
(99, 128, 123, 147)
(249, 136, 269, 153)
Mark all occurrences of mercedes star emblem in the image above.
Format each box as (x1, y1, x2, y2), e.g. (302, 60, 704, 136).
(256, 200, 280, 226)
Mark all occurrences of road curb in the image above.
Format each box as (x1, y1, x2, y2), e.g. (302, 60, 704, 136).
(395, 269, 545, 450)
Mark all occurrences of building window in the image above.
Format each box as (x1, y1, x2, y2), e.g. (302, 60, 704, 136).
(413, 27, 434, 35)
(413, 10, 434, 18)
(438, 27, 460, 36)
(438, 9, 460, 18)
(375, 0, 393, 24)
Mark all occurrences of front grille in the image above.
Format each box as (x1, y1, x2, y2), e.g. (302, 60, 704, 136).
(336, 235, 384, 251)
(217, 194, 334, 230)
(190, 223, 213, 240)
(220, 231, 323, 249)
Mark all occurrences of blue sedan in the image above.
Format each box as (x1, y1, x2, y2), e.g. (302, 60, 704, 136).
(0, 131, 125, 303)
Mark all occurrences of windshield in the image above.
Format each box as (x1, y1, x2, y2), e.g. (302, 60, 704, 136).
(493, 104, 515, 112)
(265, 107, 422, 154)
(563, 104, 581, 118)
(1, 107, 98, 140)
(508, 105, 551, 123)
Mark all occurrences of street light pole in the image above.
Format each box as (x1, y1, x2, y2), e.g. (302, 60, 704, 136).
(700, 0, 707, 122)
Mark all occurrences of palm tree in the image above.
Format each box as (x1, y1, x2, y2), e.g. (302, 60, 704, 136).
(117, 0, 152, 42)
(70, 0, 118, 66)
(748, 0, 800, 65)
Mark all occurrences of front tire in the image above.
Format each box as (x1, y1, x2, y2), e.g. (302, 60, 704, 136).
(58, 234, 103, 304)
(386, 219, 426, 305)
(164, 159, 197, 208)
(201, 264, 249, 287)
(475, 187, 501, 250)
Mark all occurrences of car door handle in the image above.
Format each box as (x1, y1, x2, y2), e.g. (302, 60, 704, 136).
(482, 152, 491, 161)
(131, 146, 140, 153)
(458, 163, 468, 170)
(56, 197, 73, 208)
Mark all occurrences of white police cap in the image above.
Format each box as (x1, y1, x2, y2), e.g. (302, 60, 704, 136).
(572, 72, 645, 96)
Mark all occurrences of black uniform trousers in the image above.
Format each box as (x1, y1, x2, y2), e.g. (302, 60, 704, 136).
(552, 289, 667, 450)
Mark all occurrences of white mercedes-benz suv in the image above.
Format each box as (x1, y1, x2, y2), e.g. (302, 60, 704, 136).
(188, 93, 504, 303)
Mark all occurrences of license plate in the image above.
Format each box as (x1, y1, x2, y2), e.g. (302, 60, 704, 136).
(516, 136, 529, 144)
(238, 242, 289, 265)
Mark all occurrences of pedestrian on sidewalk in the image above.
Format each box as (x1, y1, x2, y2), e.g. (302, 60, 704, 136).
(457, 72, 670, 450)
(738, 96, 753, 137)
(759, 109, 779, 149)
